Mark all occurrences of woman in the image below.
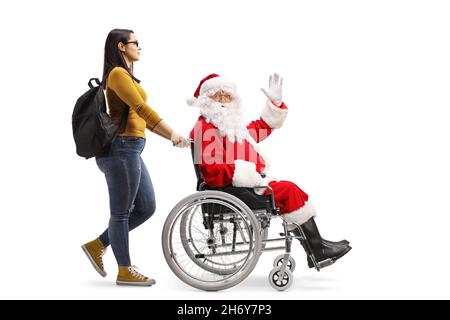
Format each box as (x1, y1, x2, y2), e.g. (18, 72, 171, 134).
(82, 29, 190, 286)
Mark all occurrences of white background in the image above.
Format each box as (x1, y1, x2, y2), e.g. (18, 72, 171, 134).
(0, 0, 449, 299)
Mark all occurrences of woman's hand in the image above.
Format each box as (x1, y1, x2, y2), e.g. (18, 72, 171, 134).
(170, 131, 191, 148)
(152, 121, 190, 148)
(260, 73, 283, 106)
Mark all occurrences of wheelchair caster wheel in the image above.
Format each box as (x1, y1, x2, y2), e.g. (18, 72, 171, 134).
(273, 254, 296, 272)
(268, 267, 293, 291)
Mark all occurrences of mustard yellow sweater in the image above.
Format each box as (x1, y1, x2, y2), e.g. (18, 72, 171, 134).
(106, 67, 162, 138)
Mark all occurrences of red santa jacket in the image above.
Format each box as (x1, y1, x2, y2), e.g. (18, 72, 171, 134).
(189, 101, 287, 188)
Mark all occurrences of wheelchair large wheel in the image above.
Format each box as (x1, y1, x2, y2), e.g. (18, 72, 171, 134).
(162, 191, 262, 291)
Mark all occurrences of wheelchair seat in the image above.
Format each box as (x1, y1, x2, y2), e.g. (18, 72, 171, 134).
(191, 144, 273, 211)
(200, 184, 272, 211)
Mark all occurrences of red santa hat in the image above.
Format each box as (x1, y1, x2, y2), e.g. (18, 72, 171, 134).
(186, 73, 237, 106)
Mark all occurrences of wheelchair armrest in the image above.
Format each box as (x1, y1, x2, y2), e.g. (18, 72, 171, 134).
(252, 185, 278, 214)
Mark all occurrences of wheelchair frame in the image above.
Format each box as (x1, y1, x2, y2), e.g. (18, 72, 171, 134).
(161, 146, 333, 291)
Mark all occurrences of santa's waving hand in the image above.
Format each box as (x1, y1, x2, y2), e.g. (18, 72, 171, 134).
(261, 73, 283, 106)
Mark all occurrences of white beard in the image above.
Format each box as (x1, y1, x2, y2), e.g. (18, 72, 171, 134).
(193, 96, 249, 143)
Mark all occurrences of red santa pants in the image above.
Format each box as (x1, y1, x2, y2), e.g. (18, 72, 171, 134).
(264, 180, 309, 215)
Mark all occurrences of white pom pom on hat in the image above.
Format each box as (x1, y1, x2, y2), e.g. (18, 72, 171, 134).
(186, 96, 197, 106)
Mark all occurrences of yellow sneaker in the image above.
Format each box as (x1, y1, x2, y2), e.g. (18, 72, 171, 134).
(81, 238, 107, 277)
(116, 266, 156, 286)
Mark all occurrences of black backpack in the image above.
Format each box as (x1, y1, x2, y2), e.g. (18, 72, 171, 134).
(72, 78, 129, 159)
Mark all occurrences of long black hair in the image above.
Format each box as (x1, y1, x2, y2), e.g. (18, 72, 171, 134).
(102, 28, 141, 86)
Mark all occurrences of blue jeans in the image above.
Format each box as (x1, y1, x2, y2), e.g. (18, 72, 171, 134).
(95, 136, 156, 266)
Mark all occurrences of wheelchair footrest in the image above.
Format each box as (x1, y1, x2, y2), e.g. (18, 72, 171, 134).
(317, 258, 334, 269)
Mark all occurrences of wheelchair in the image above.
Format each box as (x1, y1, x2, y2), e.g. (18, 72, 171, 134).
(162, 147, 334, 291)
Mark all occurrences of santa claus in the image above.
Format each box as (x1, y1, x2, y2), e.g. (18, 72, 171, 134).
(188, 73, 351, 268)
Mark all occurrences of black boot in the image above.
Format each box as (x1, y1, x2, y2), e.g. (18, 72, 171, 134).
(308, 218, 350, 246)
(291, 229, 348, 249)
(292, 229, 347, 268)
(292, 218, 351, 268)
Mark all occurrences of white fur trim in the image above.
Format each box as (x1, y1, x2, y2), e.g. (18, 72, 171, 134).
(232, 160, 263, 188)
(282, 202, 318, 229)
(200, 77, 237, 97)
(261, 99, 288, 129)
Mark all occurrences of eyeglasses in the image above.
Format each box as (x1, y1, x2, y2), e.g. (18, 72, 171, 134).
(211, 91, 233, 100)
(124, 41, 139, 47)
